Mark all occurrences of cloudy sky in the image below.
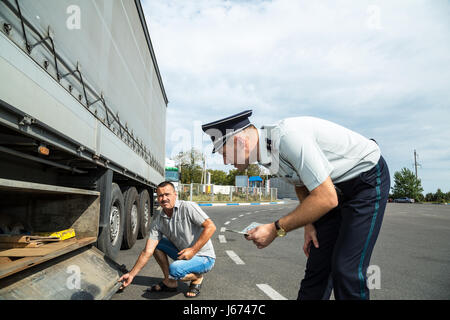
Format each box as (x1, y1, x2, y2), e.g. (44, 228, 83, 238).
(141, 0, 450, 194)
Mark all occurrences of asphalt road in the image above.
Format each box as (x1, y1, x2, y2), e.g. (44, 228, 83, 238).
(112, 202, 450, 300)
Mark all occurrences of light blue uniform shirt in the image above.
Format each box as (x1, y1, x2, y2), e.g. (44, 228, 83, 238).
(258, 117, 381, 191)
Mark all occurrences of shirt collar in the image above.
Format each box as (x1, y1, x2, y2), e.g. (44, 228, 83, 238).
(257, 127, 272, 165)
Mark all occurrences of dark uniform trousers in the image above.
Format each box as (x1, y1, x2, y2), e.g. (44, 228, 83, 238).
(297, 156, 390, 300)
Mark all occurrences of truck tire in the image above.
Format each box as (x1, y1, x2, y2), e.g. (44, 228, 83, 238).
(137, 189, 151, 239)
(97, 183, 125, 260)
(121, 187, 140, 249)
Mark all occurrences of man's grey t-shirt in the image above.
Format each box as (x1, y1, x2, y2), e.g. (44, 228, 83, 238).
(148, 200, 216, 259)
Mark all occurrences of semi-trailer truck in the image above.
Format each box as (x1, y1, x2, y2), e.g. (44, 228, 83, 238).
(0, 0, 167, 299)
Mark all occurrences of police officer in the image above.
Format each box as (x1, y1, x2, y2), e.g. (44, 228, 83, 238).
(202, 110, 390, 300)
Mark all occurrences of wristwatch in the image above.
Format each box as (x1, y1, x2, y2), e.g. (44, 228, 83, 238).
(274, 220, 287, 237)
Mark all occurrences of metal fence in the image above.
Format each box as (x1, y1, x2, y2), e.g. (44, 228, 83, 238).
(177, 184, 278, 203)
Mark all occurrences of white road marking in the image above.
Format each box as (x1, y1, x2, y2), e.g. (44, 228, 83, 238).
(220, 227, 226, 232)
(232, 218, 237, 221)
(226, 250, 245, 265)
(224, 221, 230, 225)
(219, 235, 227, 243)
(246, 212, 252, 215)
(256, 284, 288, 300)
(239, 214, 244, 217)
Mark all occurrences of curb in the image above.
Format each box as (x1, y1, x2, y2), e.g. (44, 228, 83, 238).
(197, 201, 285, 207)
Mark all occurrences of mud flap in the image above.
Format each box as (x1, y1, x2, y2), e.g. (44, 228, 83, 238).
(0, 245, 125, 300)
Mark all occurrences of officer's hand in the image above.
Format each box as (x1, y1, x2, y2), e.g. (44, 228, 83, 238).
(178, 248, 196, 260)
(245, 223, 277, 249)
(118, 273, 134, 290)
(303, 223, 319, 258)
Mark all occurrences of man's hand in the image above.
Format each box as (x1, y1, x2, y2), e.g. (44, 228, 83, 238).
(245, 223, 278, 249)
(118, 273, 134, 290)
(178, 247, 196, 260)
(303, 223, 319, 258)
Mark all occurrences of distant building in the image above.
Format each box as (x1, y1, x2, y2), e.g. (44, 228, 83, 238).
(235, 175, 248, 187)
(165, 158, 180, 188)
(249, 176, 263, 188)
(269, 177, 297, 199)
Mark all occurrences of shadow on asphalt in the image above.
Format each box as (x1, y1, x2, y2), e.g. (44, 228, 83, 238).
(128, 275, 190, 300)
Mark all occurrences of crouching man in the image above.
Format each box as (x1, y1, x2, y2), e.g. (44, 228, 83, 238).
(118, 181, 216, 298)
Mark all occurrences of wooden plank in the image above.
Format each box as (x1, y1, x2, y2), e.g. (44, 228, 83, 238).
(0, 242, 44, 249)
(0, 235, 60, 243)
(0, 239, 77, 257)
(0, 257, 12, 264)
(0, 237, 96, 279)
(0, 235, 32, 244)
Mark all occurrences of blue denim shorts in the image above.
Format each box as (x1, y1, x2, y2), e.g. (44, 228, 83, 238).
(156, 237, 215, 280)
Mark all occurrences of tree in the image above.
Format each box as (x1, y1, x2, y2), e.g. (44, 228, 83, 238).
(416, 193, 425, 202)
(391, 167, 424, 201)
(246, 164, 264, 177)
(174, 148, 204, 184)
(208, 169, 228, 185)
(434, 188, 446, 203)
(424, 190, 450, 203)
(225, 169, 244, 186)
(425, 193, 434, 202)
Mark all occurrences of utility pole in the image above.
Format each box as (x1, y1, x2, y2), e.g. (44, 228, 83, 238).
(202, 155, 207, 185)
(414, 149, 420, 180)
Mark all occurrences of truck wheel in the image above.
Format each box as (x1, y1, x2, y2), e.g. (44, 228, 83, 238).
(121, 187, 140, 249)
(137, 189, 151, 239)
(97, 183, 125, 260)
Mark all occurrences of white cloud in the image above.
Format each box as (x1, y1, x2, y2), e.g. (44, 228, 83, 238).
(143, 0, 450, 193)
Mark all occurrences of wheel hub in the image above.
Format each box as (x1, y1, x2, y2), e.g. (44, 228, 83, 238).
(110, 205, 120, 246)
(131, 204, 138, 234)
